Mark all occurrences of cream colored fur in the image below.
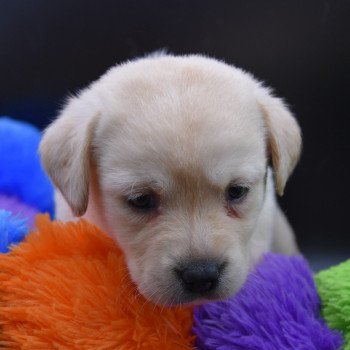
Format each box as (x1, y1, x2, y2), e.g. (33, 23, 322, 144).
(40, 54, 301, 305)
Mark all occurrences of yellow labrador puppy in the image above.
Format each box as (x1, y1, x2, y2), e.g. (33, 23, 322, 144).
(40, 54, 301, 305)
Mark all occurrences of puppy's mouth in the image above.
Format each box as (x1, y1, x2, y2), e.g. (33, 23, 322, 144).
(148, 283, 233, 307)
(176, 288, 229, 306)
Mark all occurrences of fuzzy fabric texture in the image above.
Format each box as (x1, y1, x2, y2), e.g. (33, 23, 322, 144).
(193, 254, 344, 350)
(0, 195, 39, 227)
(316, 259, 350, 350)
(0, 213, 346, 349)
(0, 117, 54, 217)
(0, 209, 29, 253)
(0, 216, 194, 350)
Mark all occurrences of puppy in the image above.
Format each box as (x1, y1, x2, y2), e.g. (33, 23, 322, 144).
(40, 54, 301, 306)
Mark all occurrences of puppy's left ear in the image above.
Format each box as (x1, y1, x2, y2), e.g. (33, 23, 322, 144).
(257, 87, 302, 195)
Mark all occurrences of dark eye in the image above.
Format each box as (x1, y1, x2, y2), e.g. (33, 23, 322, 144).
(226, 185, 249, 202)
(127, 193, 158, 211)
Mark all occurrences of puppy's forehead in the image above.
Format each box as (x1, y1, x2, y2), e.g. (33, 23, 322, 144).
(98, 55, 261, 123)
(94, 56, 267, 187)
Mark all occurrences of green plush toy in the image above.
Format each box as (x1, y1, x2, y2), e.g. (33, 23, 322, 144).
(316, 259, 350, 350)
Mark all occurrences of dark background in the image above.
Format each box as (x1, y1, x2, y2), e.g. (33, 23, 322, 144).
(1, 0, 349, 266)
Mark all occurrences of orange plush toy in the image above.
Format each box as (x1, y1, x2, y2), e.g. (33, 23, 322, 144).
(0, 216, 194, 349)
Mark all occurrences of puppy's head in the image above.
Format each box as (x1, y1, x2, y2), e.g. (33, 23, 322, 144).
(40, 55, 301, 305)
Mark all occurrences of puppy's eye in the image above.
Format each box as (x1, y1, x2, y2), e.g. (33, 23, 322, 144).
(226, 185, 249, 202)
(127, 193, 158, 211)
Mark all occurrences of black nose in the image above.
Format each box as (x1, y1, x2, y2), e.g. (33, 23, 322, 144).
(176, 260, 225, 294)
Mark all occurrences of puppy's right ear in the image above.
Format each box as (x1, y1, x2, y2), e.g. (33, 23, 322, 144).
(40, 97, 97, 217)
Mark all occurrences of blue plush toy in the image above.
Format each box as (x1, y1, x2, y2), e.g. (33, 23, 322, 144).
(0, 117, 54, 251)
(0, 210, 29, 253)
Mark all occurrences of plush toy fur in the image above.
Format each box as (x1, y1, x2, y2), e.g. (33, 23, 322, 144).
(0, 210, 29, 253)
(316, 259, 350, 350)
(0, 215, 345, 350)
(0, 216, 194, 349)
(0, 117, 54, 219)
(194, 254, 343, 350)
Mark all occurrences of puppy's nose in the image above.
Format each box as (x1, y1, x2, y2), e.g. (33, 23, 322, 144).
(176, 260, 224, 294)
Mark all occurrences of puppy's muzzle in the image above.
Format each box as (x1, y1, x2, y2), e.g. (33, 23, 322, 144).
(175, 259, 226, 294)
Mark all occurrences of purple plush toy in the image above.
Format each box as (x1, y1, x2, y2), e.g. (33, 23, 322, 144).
(193, 254, 343, 350)
(0, 195, 39, 227)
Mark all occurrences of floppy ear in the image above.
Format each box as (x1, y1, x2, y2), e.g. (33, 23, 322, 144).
(257, 87, 302, 196)
(40, 97, 98, 216)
